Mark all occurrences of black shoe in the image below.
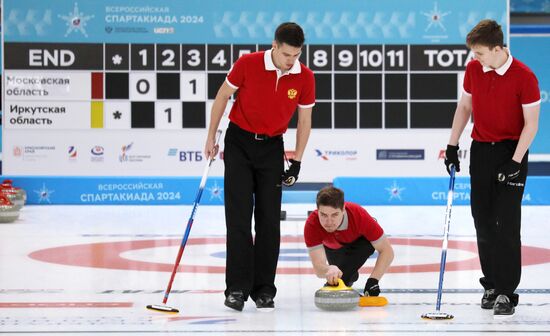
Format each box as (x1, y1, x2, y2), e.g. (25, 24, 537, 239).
(493, 294, 515, 318)
(254, 294, 275, 312)
(224, 291, 245, 311)
(481, 289, 497, 309)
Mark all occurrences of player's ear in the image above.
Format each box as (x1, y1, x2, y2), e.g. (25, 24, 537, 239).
(272, 41, 277, 50)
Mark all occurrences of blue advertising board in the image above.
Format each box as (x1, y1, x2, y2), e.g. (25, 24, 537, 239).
(510, 35, 550, 157)
(3, 0, 507, 44)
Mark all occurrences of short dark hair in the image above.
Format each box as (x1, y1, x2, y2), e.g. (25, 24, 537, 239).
(274, 22, 305, 47)
(316, 186, 345, 209)
(466, 19, 504, 49)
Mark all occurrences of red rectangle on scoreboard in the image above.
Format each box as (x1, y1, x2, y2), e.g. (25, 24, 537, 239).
(92, 72, 104, 99)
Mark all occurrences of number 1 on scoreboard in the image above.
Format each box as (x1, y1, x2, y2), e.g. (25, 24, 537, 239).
(155, 102, 182, 129)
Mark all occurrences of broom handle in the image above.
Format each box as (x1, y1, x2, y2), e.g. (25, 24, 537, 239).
(162, 129, 222, 304)
(436, 165, 455, 311)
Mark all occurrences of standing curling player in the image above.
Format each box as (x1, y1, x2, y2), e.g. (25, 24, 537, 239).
(444, 19, 540, 318)
(204, 22, 315, 312)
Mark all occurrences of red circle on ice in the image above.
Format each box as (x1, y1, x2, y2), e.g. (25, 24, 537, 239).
(29, 236, 550, 274)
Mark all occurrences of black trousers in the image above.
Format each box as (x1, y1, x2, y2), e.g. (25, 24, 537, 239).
(223, 123, 284, 301)
(324, 237, 376, 287)
(470, 140, 528, 305)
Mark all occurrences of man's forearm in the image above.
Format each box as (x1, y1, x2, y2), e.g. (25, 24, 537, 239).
(312, 261, 329, 278)
(370, 250, 393, 280)
(448, 104, 471, 146)
(207, 96, 228, 139)
(293, 109, 312, 161)
(512, 123, 538, 163)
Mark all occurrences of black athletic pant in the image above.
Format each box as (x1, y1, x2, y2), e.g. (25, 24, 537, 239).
(470, 140, 528, 306)
(324, 237, 376, 287)
(224, 122, 284, 301)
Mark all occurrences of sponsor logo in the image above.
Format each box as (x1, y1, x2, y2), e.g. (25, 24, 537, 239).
(315, 149, 357, 161)
(91, 146, 104, 162)
(119, 142, 151, 163)
(109, 27, 148, 34)
(34, 183, 55, 204)
(68, 146, 78, 161)
(287, 88, 297, 99)
(377, 149, 424, 160)
(119, 142, 133, 162)
(12, 145, 55, 161)
(422, 2, 450, 32)
(421, 2, 450, 42)
(178, 151, 202, 162)
(206, 181, 224, 201)
(13, 146, 23, 157)
(153, 27, 175, 34)
(91, 146, 104, 156)
(167, 148, 203, 162)
(58, 2, 94, 38)
(385, 181, 405, 201)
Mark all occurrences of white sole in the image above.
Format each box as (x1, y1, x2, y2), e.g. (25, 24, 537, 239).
(493, 313, 515, 319)
(256, 307, 275, 312)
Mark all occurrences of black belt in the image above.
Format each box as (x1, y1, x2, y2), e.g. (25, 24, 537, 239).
(228, 122, 282, 141)
(473, 139, 519, 146)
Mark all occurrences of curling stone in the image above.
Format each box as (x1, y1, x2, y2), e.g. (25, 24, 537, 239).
(0, 187, 24, 211)
(314, 279, 359, 311)
(2, 180, 27, 204)
(0, 194, 20, 223)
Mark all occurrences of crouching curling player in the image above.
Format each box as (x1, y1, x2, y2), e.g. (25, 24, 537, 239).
(304, 186, 394, 296)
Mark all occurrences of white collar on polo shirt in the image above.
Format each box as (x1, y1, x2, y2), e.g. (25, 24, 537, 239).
(482, 48, 513, 76)
(336, 209, 349, 231)
(264, 49, 301, 75)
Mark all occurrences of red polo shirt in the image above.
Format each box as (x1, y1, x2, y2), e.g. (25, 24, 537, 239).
(463, 55, 540, 142)
(304, 202, 384, 250)
(226, 50, 315, 136)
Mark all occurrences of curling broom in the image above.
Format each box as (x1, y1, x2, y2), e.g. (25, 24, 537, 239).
(147, 130, 222, 313)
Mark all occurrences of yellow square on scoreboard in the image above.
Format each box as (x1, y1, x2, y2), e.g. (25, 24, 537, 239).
(91, 101, 104, 128)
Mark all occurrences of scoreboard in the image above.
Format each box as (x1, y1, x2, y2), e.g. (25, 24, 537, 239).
(2, 0, 508, 180)
(4, 43, 472, 130)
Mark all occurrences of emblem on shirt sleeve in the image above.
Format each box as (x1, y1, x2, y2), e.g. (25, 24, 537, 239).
(287, 89, 297, 99)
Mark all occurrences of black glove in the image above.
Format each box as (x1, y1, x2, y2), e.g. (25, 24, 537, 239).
(444, 144, 461, 175)
(497, 160, 521, 184)
(282, 159, 301, 187)
(364, 277, 380, 297)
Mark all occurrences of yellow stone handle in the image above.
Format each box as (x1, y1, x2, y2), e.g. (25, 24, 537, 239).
(320, 279, 352, 291)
